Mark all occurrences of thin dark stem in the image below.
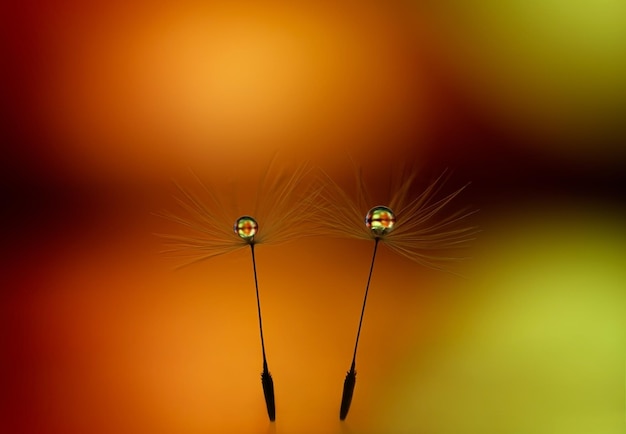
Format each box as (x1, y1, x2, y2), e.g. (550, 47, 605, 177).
(351, 237, 380, 366)
(250, 243, 267, 364)
(339, 237, 380, 420)
(250, 242, 276, 422)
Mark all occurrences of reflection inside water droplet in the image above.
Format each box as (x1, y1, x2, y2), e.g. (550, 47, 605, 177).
(365, 206, 396, 236)
(234, 216, 258, 241)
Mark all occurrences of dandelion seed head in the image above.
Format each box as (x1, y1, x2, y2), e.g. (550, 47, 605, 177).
(156, 158, 322, 268)
(315, 163, 479, 274)
(234, 216, 258, 241)
(365, 206, 396, 236)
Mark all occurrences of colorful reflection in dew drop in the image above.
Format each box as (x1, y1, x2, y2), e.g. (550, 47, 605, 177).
(365, 206, 396, 236)
(234, 216, 258, 241)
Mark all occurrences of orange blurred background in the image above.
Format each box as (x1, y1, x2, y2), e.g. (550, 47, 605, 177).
(3, 1, 625, 433)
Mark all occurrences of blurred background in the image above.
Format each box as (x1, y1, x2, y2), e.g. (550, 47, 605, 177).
(2, 1, 625, 433)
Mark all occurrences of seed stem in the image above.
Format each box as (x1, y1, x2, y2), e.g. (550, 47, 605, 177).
(351, 237, 380, 366)
(340, 237, 380, 420)
(250, 243, 275, 421)
(250, 243, 267, 364)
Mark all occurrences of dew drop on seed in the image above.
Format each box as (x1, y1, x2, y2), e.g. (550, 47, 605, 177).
(365, 206, 396, 235)
(234, 216, 258, 240)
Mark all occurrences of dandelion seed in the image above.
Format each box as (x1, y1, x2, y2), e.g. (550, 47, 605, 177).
(155, 160, 319, 422)
(316, 164, 478, 420)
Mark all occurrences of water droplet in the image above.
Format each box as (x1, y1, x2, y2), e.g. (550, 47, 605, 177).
(234, 216, 258, 240)
(365, 206, 396, 235)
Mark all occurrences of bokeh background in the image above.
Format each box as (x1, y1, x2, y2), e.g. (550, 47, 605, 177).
(3, 1, 625, 433)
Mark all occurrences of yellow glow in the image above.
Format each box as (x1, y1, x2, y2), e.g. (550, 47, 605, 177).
(377, 204, 626, 434)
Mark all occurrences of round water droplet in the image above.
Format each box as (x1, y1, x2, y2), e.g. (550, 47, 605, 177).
(234, 216, 258, 240)
(365, 206, 396, 235)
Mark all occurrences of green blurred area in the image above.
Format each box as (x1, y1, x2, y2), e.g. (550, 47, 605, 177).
(379, 201, 625, 434)
(413, 0, 626, 157)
